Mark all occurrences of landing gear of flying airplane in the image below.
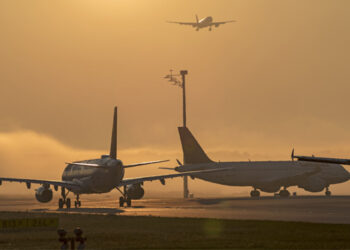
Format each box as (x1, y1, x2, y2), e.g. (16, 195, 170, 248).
(325, 187, 331, 196)
(58, 187, 71, 209)
(250, 189, 260, 197)
(279, 188, 290, 198)
(117, 186, 132, 207)
(74, 194, 82, 208)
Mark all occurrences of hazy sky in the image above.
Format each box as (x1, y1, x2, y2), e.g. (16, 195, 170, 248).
(1, 0, 350, 196)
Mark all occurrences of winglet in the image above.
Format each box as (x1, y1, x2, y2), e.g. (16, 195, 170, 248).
(110, 107, 118, 159)
(291, 148, 294, 161)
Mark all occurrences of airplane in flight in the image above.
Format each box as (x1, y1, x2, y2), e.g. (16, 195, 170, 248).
(0, 107, 227, 209)
(166, 127, 350, 197)
(167, 15, 235, 31)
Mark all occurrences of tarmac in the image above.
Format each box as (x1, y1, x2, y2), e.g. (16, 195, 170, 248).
(1, 194, 350, 224)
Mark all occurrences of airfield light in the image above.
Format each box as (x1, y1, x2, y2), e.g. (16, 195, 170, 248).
(163, 69, 190, 198)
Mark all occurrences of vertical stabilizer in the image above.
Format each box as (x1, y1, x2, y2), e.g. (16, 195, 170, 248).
(195, 15, 199, 24)
(110, 107, 118, 159)
(178, 127, 213, 164)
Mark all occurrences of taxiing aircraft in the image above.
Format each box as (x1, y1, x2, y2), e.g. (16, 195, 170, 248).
(168, 127, 350, 197)
(167, 15, 235, 31)
(0, 107, 227, 208)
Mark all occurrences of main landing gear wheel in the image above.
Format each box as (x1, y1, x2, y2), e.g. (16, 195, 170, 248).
(325, 187, 331, 196)
(117, 186, 132, 208)
(119, 197, 132, 207)
(59, 198, 64, 209)
(250, 190, 260, 197)
(74, 194, 82, 208)
(279, 189, 290, 198)
(58, 187, 71, 209)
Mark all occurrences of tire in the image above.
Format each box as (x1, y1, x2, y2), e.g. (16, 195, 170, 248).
(74, 201, 78, 208)
(126, 198, 132, 207)
(58, 198, 64, 209)
(250, 190, 260, 197)
(66, 198, 71, 209)
(78, 201, 81, 207)
(119, 197, 124, 207)
(325, 191, 331, 196)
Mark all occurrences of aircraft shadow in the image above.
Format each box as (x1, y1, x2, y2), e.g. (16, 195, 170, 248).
(55, 207, 125, 214)
(191, 195, 350, 205)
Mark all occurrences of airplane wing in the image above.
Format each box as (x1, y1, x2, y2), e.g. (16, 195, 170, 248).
(65, 162, 110, 169)
(123, 160, 169, 168)
(293, 155, 350, 165)
(212, 20, 236, 26)
(167, 21, 197, 27)
(0, 177, 79, 189)
(118, 167, 234, 186)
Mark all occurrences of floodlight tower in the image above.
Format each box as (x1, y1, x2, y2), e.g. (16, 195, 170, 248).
(180, 70, 189, 199)
(164, 69, 190, 199)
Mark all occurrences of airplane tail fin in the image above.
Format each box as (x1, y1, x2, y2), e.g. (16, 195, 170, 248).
(178, 127, 213, 164)
(195, 14, 199, 24)
(110, 107, 118, 159)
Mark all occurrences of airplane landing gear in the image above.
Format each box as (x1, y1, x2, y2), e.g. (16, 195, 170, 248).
(117, 186, 132, 207)
(279, 188, 290, 198)
(250, 189, 260, 197)
(74, 194, 82, 208)
(58, 187, 71, 209)
(325, 187, 331, 196)
(209, 27, 212, 31)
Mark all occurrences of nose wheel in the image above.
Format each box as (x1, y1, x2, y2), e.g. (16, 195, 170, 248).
(58, 187, 71, 209)
(325, 187, 331, 196)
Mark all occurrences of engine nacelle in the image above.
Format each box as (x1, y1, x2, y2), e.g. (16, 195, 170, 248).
(126, 183, 144, 200)
(35, 186, 53, 203)
(298, 176, 326, 192)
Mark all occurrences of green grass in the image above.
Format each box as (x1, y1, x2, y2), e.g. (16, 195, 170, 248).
(0, 212, 350, 249)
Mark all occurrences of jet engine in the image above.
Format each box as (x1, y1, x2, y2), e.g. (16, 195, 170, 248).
(126, 183, 144, 200)
(298, 176, 326, 192)
(35, 186, 53, 203)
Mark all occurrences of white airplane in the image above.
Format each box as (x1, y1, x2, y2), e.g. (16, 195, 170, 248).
(0, 107, 226, 209)
(167, 127, 350, 197)
(167, 15, 235, 31)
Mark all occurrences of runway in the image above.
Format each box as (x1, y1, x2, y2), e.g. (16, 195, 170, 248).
(1, 195, 350, 224)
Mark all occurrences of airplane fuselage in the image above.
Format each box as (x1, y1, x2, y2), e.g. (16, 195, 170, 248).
(197, 16, 213, 28)
(62, 157, 124, 194)
(176, 161, 350, 193)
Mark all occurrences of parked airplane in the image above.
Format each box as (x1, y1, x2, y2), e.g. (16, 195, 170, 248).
(0, 107, 226, 208)
(167, 15, 235, 31)
(168, 127, 350, 197)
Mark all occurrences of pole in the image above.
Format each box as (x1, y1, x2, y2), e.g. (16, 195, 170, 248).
(180, 70, 187, 127)
(180, 70, 189, 198)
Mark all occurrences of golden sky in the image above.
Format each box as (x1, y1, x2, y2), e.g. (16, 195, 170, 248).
(1, 0, 350, 196)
